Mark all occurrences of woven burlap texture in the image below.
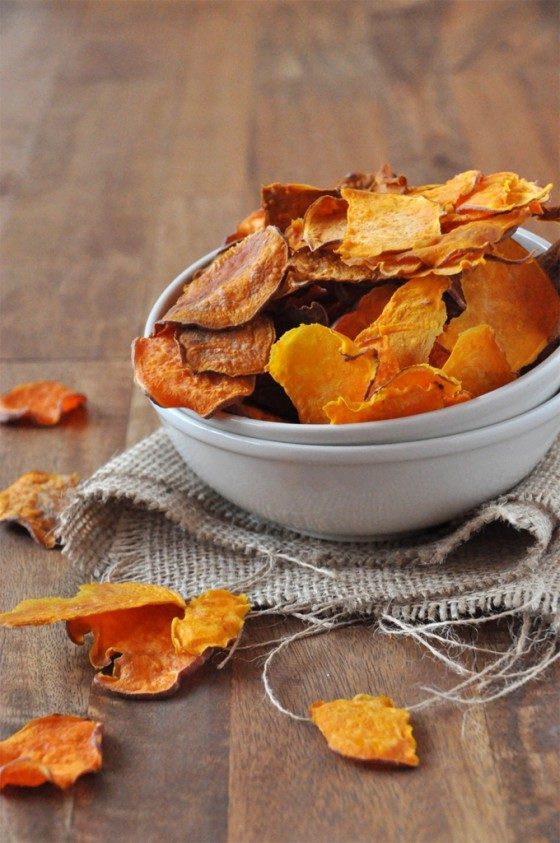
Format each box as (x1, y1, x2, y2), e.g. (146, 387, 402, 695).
(60, 429, 560, 623)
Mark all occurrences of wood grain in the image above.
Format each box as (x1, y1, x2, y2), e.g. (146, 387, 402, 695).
(1, 1, 559, 841)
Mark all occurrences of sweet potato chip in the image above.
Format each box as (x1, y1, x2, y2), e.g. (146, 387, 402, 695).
(338, 164, 408, 194)
(302, 196, 348, 251)
(338, 189, 442, 264)
(410, 170, 482, 210)
(278, 248, 375, 296)
(0, 471, 80, 548)
(456, 172, 552, 213)
(171, 589, 250, 656)
(285, 217, 306, 251)
(225, 208, 266, 244)
(332, 283, 398, 340)
(0, 715, 102, 789)
(133, 326, 255, 416)
(178, 316, 275, 377)
(0, 381, 86, 426)
(441, 324, 516, 397)
(225, 403, 286, 422)
(0, 582, 185, 628)
(267, 324, 377, 423)
(441, 239, 560, 370)
(162, 227, 288, 329)
(262, 183, 338, 231)
(310, 694, 419, 766)
(68, 604, 202, 698)
(356, 275, 449, 369)
(324, 364, 467, 424)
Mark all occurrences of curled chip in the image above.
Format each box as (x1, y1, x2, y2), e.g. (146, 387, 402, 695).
(310, 694, 419, 766)
(0, 715, 102, 790)
(333, 283, 398, 340)
(302, 196, 348, 251)
(178, 315, 275, 376)
(442, 324, 516, 397)
(162, 227, 288, 329)
(324, 364, 468, 424)
(409, 170, 482, 210)
(0, 381, 86, 426)
(338, 164, 408, 193)
(356, 275, 449, 369)
(262, 183, 338, 231)
(267, 324, 377, 424)
(278, 248, 375, 297)
(68, 604, 203, 698)
(456, 172, 552, 212)
(441, 239, 560, 370)
(171, 589, 250, 656)
(0, 471, 80, 548)
(133, 326, 255, 416)
(338, 189, 442, 264)
(225, 208, 266, 244)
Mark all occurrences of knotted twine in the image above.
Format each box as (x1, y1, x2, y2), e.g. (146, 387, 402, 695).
(60, 429, 559, 712)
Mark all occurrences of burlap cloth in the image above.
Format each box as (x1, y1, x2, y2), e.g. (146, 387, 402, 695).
(60, 429, 559, 625)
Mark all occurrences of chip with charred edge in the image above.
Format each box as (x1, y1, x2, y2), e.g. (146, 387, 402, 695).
(356, 275, 449, 369)
(441, 324, 516, 397)
(324, 365, 468, 424)
(0, 581, 185, 628)
(178, 316, 275, 377)
(456, 172, 552, 212)
(0, 471, 80, 548)
(67, 604, 202, 698)
(409, 170, 482, 210)
(278, 249, 376, 297)
(337, 164, 408, 194)
(0, 381, 86, 426)
(338, 189, 442, 264)
(133, 326, 255, 416)
(171, 589, 250, 656)
(0, 715, 102, 789)
(332, 283, 398, 340)
(310, 694, 419, 766)
(262, 183, 338, 231)
(162, 227, 288, 329)
(302, 196, 348, 251)
(441, 239, 560, 370)
(225, 208, 266, 244)
(267, 324, 377, 424)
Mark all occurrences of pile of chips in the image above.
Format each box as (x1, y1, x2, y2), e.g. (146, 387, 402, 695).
(133, 167, 559, 425)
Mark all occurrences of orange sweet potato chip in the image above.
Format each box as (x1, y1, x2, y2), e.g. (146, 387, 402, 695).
(302, 196, 348, 251)
(310, 694, 419, 766)
(356, 275, 450, 369)
(225, 208, 266, 244)
(456, 172, 552, 213)
(332, 283, 399, 340)
(262, 183, 338, 231)
(337, 164, 408, 194)
(267, 324, 377, 423)
(68, 604, 202, 698)
(162, 227, 288, 329)
(278, 249, 375, 297)
(441, 239, 560, 370)
(324, 364, 467, 424)
(133, 326, 255, 416)
(410, 170, 482, 210)
(171, 589, 250, 655)
(0, 582, 186, 628)
(0, 471, 80, 548)
(0, 715, 102, 789)
(178, 315, 275, 377)
(441, 324, 516, 397)
(0, 381, 86, 426)
(338, 189, 442, 264)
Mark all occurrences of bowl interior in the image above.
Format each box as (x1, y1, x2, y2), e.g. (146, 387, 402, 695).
(145, 228, 557, 445)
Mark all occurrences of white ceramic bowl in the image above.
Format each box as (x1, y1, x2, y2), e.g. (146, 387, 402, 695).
(145, 228, 559, 445)
(154, 392, 560, 540)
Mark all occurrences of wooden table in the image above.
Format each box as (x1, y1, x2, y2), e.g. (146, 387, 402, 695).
(1, 2, 559, 840)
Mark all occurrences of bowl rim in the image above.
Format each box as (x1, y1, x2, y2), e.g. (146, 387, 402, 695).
(155, 389, 560, 464)
(144, 227, 558, 441)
